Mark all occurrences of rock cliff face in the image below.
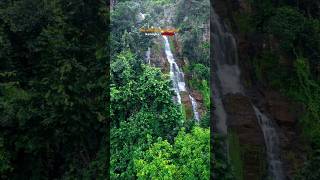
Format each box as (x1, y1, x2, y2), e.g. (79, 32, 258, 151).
(264, 90, 300, 126)
(225, 94, 266, 180)
(248, 88, 307, 179)
(263, 90, 307, 178)
(213, 0, 307, 179)
(212, 1, 267, 179)
(150, 35, 206, 120)
(150, 37, 169, 72)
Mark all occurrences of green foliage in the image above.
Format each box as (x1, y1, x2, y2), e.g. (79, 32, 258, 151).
(268, 7, 305, 51)
(298, 19, 320, 77)
(109, 1, 212, 178)
(110, 51, 182, 130)
(0, 0, 53, 34)
(111, 1, 152, 58)
(253, 51, 293, 89)
(234, 12, 254, 33)
(175, 0, 210, 66)
(192, 63, 209, 80)
(290, 58, 320, 147)
(250, 0, 275, 32)
(213, 135, 235, 180)
(151, 0, 171, 6)
(199, 112, 210, 128)
(297, 150, 320, 180)
(188, 78, 210, 109)
(110, 51, 135, 86)
(110, 50, 183, 178)
(0, 0, 108, 178)
(110, 111, 156, 179)
(174, 0, 209, 26)
(135, 126, 210, 179)
(228, 132, 244, 180)
(181, 30, 209, 66)
(0, 137, 12, 177)
(135, 139, 177, 179)
(200, 80, 210, 109)
(186, 63, 210, 109)
(173, 127, 210, 178)
(236, 0, 320, 178)
(180, 103, 187, 121)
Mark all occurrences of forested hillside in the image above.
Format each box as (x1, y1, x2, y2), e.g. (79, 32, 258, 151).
(0, 0, 210, 179)
(0, 0, 108, 179)
(6, 0, 319, 179)
(110, 0, 210, 179)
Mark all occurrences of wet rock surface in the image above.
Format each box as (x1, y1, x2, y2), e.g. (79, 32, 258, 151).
(262, 90, 307, 179)
(150, 38, 169, 71)
(264, 90, 302, 127)
(190, 90, 206, 117)
(224, 94, 266, 180)
(181, 92, 193, 119)
(214, 0, 309, 179)
(248, 87, 307, 179)
(152, 36, 205, 121)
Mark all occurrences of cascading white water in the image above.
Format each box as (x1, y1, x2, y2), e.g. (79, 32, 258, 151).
(253, 106, 285, 180)
(189, 95, 200, 121)
(146, 47, 151, 64)
(163, 36, 200, 121)
(212, 83, 228, 135)
(163, 36, 185, 104)
(212, 8, 284, 180)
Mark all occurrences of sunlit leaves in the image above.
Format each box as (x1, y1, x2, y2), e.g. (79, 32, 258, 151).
(110, 50, 183, 179)
(135, 127, 210, 179)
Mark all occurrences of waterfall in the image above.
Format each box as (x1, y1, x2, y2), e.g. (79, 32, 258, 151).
(253, 106, 285, 180)
(146, 47, 151, 64)
(212, 8, 284, 180)
(189, 95, 200, 122)
(212, 83, 228, 135)
(163, 36, 200, 121)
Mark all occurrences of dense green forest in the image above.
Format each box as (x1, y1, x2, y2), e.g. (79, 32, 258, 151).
(4, 0, 320, 179)
(110, 0, 210, 179)
(0, 0, 108, 179)
(0, 0, 211, 179)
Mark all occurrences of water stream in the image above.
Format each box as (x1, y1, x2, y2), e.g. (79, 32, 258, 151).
(189, 95, 200, 122)
(253, 106, 285, 180)
(163, 36, 200, 121)
(212, 8, 284, 180)
(146, 47, 151, 64)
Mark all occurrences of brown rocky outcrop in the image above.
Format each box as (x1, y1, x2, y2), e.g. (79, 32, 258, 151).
(264, 90, 303, 127)
(224, 94, 266, 180)
(181, 92, 193, 119)
(191, 91, 203, 102)
(150, 38, 169, 72)
(261, 90, 306, 179)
